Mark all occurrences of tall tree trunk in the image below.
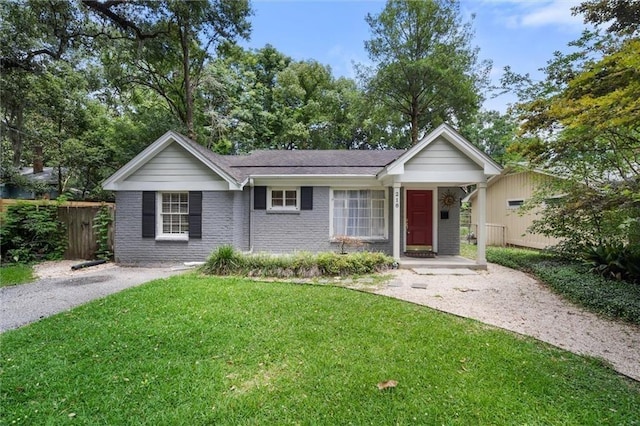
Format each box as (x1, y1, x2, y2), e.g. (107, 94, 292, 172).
(8, 107, 25, 167)
(58, 119, 63, 196)
(179, 20, 195, 140)
(410, 96, 419, 145)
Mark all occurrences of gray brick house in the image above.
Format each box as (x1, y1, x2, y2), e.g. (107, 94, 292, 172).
(103, 124, 501, 266)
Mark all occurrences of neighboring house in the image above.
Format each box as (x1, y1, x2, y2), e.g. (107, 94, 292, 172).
(464, 168, 562, 249)
(0, 166, 60, 200)
(102, 124, 501, 266)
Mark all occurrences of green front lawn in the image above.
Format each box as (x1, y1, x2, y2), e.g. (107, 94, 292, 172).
(1, 274, 638, 424)
(0, 264, 34, 287)
(461, 243, 640, 325)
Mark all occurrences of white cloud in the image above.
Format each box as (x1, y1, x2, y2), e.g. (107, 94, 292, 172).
(519, 0, 583, 28)
(327, 45, 371, 79)
(474, 0, 584, 31)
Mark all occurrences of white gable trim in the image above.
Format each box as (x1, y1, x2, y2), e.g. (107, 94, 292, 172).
(102, 131, 242, 191)
(380, 123, 502, 179)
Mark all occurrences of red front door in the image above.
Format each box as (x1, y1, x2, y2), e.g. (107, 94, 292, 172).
(406, 190, 433, 247)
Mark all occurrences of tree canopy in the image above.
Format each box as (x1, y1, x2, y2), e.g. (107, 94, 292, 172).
(360, 0, 490, 146)
(504, 1, 640, 254)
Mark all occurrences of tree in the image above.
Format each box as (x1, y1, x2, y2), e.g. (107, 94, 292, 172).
(573, 0, 640, 36)
(360, 0, 490, 147)
(460, 110, 518, 165)
(1, 0, 89, 167)
(201, 46, 398, 153)
(503, 7, 640, 254)
(83, 0, 252, 140)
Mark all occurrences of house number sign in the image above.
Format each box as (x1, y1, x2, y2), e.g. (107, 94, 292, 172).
(394, 188, 400, 208)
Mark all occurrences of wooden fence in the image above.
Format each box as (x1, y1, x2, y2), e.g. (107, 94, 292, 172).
(1, 199, 115, 260)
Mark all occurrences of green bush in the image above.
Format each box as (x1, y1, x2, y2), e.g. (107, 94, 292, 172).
(200, 245, 244, 275)
(93, 205, 113, 261)
(582, 243, 640, 284)
(486, 246, 556, 272)
(200, 246, 394, 278)
(0, 203, 66, 264)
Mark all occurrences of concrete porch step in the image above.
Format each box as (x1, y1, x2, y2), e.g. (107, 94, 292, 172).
(397, 255, 485, 270)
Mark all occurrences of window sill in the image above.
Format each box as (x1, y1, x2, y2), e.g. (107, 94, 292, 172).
(155, 235, 189, 242)
(330, 237, 388, 243)
(266, 210, 300, 215)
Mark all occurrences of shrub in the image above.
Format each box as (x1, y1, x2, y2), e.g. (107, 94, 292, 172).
(200, 245, 244, 275)
(93, 205, 113, 261)
(485, 246, 555, 272)
(582, 243, 640, 284)
(0, 202, 66, 264)
(316, 252, 351, 276)
(200, 247, 394, 278)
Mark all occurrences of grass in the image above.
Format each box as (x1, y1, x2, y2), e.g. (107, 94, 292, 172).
(461, 243, 640, 325)
(1, 273, 639, 425)
(0, 263, 34, 287)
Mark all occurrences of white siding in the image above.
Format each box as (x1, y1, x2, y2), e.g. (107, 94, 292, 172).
(126, 142, 224, 183)
(405, 137, 482, 173)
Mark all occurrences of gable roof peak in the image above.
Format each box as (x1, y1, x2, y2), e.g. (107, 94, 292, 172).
(383, 123, 502, 177)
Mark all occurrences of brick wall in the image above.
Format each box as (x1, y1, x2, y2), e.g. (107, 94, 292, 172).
(115, 187, 396, 263)
(251, 186, 393, 255)
(114, 191, 239, 264)
(437, 187, 464, 255)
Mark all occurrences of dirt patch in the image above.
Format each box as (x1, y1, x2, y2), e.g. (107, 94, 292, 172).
(33, 260, 118, 279)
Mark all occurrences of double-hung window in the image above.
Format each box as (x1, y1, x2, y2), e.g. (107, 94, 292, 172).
(268, 188, 299, 211)
(332, 189, 387, 239)
(157, 192, 189, 239)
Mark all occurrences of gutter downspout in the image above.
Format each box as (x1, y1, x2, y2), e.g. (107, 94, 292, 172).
(248, 178, 254, 253)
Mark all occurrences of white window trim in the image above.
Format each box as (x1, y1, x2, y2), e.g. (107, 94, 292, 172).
(267, 187, 300, 211)
(329, 188, 389, 240)
(506, 198, 525, 209)
(156, 192, 189, 241)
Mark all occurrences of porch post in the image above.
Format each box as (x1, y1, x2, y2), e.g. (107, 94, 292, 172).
(393, 183, 401, 260)
(476, 181, 487, 266)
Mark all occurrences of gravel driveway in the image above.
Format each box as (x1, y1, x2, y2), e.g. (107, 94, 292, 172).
(0, 260, 187, 332)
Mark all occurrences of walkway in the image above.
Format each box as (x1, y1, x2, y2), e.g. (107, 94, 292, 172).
(374, 264, 640, 382)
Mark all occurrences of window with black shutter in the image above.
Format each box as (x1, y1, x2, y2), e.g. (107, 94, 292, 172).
(142, 191, 156, 238)
(254, 186, 267, 210)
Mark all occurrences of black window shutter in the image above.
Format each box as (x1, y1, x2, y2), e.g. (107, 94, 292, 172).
(142, 191, 156, 238)
(301, 186, 313, 210)
(254, 186, 267, 210)
(189, 191, 202, 239)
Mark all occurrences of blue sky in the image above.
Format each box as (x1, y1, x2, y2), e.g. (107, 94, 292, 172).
(240, 0, 589, 113)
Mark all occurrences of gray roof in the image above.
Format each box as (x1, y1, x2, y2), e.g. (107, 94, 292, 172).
(227, 149, 405, 179)
(19, 167, 60, 184)
(174, 133, 405, 182)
